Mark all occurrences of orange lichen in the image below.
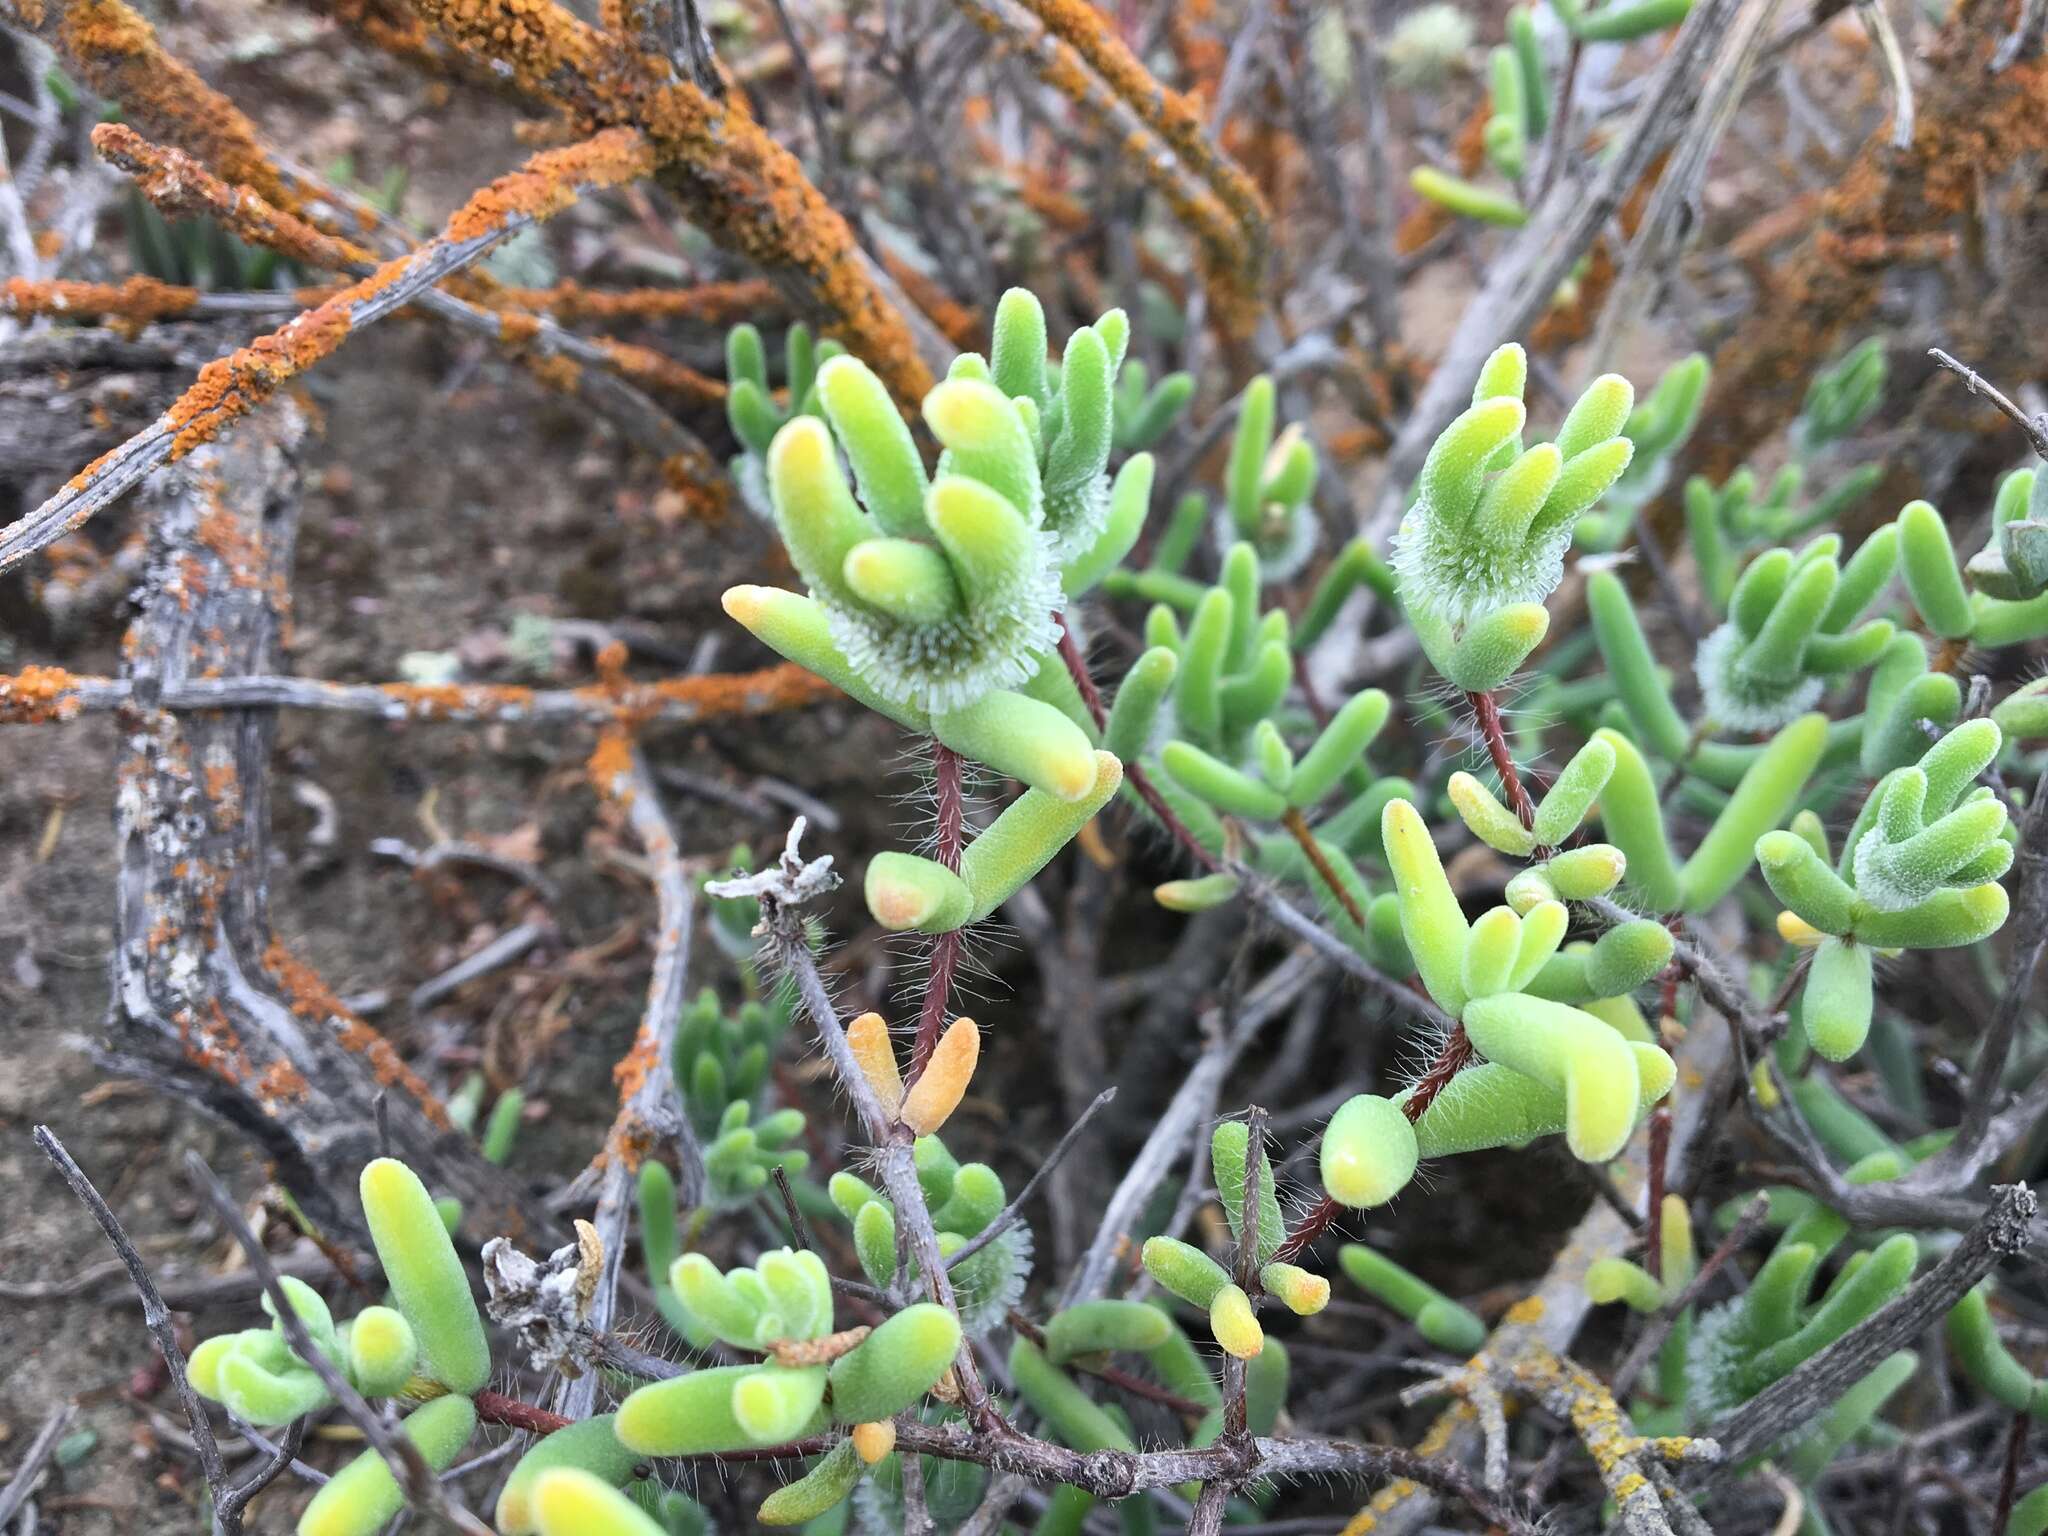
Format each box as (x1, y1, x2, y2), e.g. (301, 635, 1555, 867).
(47, 0, 297, 209)
(399, 0, 935, 402)
(137, 128, 652, 463)
(0, 666, 84, 723)
(1004, 0, 1267, 262)
(591, 337, 725, 404)
(878, 249, 983, 352)
(495, 277, 778, 325)
(586, 729, 634, 796)
(92, 125, 372, 271)
(443, 127, 656, 243)
(262, 939, 452, 1128)
(1, 275, 201, 333)
(1649, 4, 2048, 552)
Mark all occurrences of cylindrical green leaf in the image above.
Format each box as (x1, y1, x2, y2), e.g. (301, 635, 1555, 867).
(759, 1439, 866, 1526)
(359, 1158, 490, 1395)
(1593, 729, 1683, 912)
(1584, 919, 1674, 998)
(828, 1304, 961, 1423)
(865, 850, 973, 934)
(1320, 1094, 1419, 1208)
(1007, 1337, 1136, 1452)
(1898, 499, 1974, 639)
(816, 355, 929, 536)
(1588, 571, 1690, 761)
(1045, 1300, 1173, 1364)
(346, 1307, 418, 1398)
(1161, 740, 1286, 821)
(1679, 712, 1827, 913)
(1141, 1235, 1230, 1308)
(297, 1394, 475, 1536)
(1461, 994, 1644, 1162)
(1382, 798, 1470, 1015)
(496, 1414, 644, 1535)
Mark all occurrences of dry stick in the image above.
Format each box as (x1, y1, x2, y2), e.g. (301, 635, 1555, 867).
(1359, 0, 1747, 547)
(1994, 1411, 2031, 1534)
(1927, 347, 2048, 459)
(0, 1396, 79, 1531)
(563, 744, 700, 1420)
(1709, 1183, 2038, 1468)
(180, 1150, 496, 1536)
(0, 663, 834, 729)
(946, 1087, 1117, 1269)
(1586, 0, 1787, 372)
(89, 132, 730, 458)
(753, 848, 998, 1425)
(1231, 870, 1455, 1034)
(32, 1128, 233, 1526)
(0, 127, 656, 575)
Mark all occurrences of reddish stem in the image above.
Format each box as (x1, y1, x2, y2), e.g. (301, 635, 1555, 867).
(1402, 1025, 1476, 1126)
(1055, 616, 1109, 732)
(910, 743, 967, 1079)
(1282, 806, 1365, 928)
(1467, 690, 1536, 831)
(1050, 609, 1223, 873)
(1273, 1193, 1341, 1264)
(1645, 1106, 1671, 1282)
(475, 1389, 573, 1434)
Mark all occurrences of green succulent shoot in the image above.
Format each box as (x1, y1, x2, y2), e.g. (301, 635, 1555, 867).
(1482, 8, 1547, 179)
(828, 1137, 1031, 1334)
(1576, 353, 1709, 550)
(1967, 465, 2048, 603)
(620, 1247, 959, 1454)
(1221, 375, 1321, 577)
(1338, 1244, 1486, 1354)
(1110, 355, 1195, 454)
(1759, 719, 2013, 1060)
(1383, 798, 1676, 1162)
(725, 322, 843, 518)
(1694, 529, 1897, 732)
(722, 321, 1146, 801)
(1392, 343, 1636, 690)
(1793, 336, 1887, 454)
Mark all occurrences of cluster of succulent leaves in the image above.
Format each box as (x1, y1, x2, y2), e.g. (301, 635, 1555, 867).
(829, 1133, 1032, 1336)
(1412, 0, 1696, 227)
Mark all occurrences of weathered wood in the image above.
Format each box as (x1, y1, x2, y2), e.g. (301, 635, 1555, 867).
(100, 398, 552, 1243)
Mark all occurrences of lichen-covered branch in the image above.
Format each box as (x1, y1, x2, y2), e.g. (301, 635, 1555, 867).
(0, 127, 657, 574)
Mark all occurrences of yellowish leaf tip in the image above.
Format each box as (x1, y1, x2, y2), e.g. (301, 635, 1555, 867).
(900, 1017, 979, 1135)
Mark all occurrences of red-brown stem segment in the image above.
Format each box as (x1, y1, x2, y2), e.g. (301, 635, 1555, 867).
(1645, 1107, 1671, 1282)
(1272, 1193, 1341, 1265)
(474, 1389, 573, 1434)
(1281, 807, 1366, 930)
(910, 743, 967, 1080)
(1403, 1025, 1477, 1127)
(1467, 690, 1536, 831)
(1050, 614, 1221, 873)
(1055, 618, 1108, 732)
